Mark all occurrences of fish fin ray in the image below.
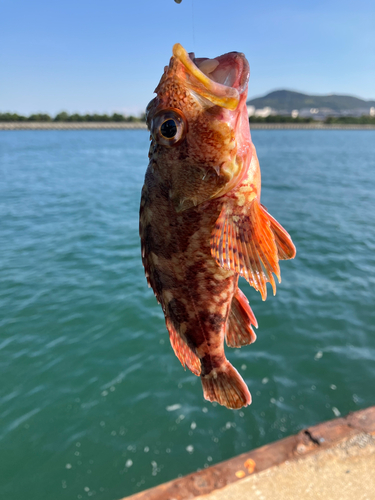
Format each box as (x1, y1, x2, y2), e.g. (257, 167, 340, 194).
(211, 199, 293, 300)
(201, 360, 251, 409)
(263, 206, 296, 260)
(166, 319, 201, 376)
(226, 288, 257, 348)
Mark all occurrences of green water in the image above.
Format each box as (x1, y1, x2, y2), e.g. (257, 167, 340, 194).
(0, 130, 374, 499)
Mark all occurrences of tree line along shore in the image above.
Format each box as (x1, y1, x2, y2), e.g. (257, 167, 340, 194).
(0, 112, 145, 123)
(1, 112, 375, 125)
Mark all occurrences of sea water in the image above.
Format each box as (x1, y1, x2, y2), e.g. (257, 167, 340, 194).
(0, 129, 374, 499)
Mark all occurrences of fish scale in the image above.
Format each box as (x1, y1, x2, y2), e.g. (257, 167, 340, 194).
(140, 43, 296, 409)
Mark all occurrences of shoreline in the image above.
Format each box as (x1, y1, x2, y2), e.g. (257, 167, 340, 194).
(1, 122, 375, 130)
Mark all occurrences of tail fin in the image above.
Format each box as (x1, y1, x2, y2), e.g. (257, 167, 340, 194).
(226, 288, 258, 348)
(201, 360, 251, 409)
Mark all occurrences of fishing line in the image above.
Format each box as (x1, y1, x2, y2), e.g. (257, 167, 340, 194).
(191, 0, 196, 52)
(174, 0, 195, 52)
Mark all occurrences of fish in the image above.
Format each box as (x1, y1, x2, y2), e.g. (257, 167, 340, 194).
(139, 43, 296, 409)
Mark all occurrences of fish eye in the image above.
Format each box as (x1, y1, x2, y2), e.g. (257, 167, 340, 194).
(160, 119, 177, 139)
(151, 108, 187, 147)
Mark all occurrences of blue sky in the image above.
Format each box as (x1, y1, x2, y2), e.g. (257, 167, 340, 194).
(1, 0, 374, 115)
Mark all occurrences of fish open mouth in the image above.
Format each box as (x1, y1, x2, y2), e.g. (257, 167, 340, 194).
(173, 43, 249, 110)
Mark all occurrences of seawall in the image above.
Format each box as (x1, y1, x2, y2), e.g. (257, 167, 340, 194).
(1, 122, 375, 130)
(121, 406, 375, 500)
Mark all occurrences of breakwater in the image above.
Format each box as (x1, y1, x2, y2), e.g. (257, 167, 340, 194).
(1, 122, 375, 130)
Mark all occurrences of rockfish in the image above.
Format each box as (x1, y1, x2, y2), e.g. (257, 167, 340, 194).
(140, 44, 296, 409)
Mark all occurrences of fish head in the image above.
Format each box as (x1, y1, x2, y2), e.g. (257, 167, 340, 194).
(146, 43, 254, 211)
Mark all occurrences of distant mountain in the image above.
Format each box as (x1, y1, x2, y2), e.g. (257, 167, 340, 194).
(247, 90, 375, 112)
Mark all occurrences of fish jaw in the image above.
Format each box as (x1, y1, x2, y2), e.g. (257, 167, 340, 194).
(172, 43, 243, 111)
(146, 44, 254, 210)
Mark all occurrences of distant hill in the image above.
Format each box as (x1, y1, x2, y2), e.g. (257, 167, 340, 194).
(247, 90, 375, 112)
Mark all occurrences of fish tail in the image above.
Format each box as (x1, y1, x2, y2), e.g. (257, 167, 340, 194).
(201, 361, 251, 409)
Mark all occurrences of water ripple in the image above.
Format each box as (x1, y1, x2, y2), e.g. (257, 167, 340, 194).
(0, 130, 374, 500)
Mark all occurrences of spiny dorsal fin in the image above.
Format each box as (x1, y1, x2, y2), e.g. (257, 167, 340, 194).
(211, 199, 295, 300)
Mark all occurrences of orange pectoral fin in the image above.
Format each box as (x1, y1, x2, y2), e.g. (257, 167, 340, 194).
(262, 205, 296, 260)
(211, 199, 295, 300)
(166, 319, 201, 376)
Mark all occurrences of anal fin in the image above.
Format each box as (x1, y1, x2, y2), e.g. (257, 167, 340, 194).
(211, 198, 295, 300)
(166, 319, 201, 376)
(201, 360, 251, 409)
(226, 288, 257, 348)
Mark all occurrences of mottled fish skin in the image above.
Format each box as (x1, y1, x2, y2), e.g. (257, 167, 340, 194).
(140, 44, 296, 409)
(140, 159, 235, 370)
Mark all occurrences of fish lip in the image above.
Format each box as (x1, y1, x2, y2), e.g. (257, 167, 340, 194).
(172, 43, 249, 110)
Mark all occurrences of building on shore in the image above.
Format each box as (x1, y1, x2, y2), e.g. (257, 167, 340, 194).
(247, 105, 274, 118)
(246, 91, 375, 120)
